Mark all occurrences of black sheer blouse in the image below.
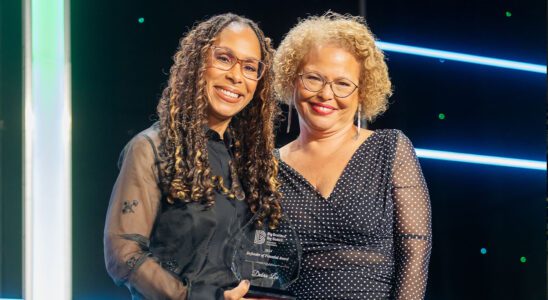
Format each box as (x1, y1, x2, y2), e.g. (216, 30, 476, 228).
(277, 129, 432, 299)
(104, 125, 248, 299)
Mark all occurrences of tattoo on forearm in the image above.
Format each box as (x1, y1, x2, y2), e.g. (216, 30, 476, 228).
(122, 199, 139, 214)
(126, 254, 139, 269)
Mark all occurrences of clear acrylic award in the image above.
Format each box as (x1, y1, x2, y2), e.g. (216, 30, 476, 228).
(230, 212, 301, 299)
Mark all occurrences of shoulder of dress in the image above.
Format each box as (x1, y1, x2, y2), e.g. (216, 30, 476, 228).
(370, 129, 412, 154)
(376, 128, 401, 134)
(121, 125, 161, 161)
(138, 124, 161, 147)
(390, 129, 413, 144)
(372, 128, 402, 140)
(378, 129, 418, 155)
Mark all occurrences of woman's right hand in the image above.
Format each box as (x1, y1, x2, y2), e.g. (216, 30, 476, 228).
(223, 280, 252, 300)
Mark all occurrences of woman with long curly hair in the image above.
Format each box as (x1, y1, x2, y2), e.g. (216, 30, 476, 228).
(274, 13, 432, 299)
(104, 13, 282, 299)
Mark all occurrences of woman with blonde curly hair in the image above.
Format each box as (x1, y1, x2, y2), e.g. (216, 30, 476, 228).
(104, 13, 282, 299)
(274, 12, 432, 299)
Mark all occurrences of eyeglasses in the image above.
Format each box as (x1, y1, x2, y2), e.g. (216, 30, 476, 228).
(210, 46, 265, 81)
(298, 72, 358, 98)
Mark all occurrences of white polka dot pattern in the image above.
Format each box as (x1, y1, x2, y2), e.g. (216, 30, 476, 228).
(278, 129, 432, 299)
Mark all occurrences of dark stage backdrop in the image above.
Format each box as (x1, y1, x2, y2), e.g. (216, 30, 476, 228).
(0, 0, 23, 297)
(1, 0, 546, 299)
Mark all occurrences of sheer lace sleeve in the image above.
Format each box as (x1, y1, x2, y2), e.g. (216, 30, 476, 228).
(103, 133, 188, 299)
(391, 131, 432, 299)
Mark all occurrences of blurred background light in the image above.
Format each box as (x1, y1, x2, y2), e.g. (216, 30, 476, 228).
(415, 148, 546, 171)
(376, 41, 546, 74)
(24, 0, 71, 299)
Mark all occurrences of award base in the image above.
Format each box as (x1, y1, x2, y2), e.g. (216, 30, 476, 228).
(228, 284, 296, 300)
(245, 285, 296, 300)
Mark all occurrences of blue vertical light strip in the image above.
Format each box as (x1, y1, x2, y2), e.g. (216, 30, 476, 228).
(376, 41, 547, 74)
(415, 148, 546, 171)
(24, 0, 71, 298)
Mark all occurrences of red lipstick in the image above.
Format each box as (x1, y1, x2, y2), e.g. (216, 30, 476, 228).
(310, 102, 336, 116)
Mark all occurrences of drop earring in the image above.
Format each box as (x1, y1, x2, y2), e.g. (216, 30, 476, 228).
(286, 89, 297, 134)
(354, 104, 362, 140)
(286, 102, 292, 133)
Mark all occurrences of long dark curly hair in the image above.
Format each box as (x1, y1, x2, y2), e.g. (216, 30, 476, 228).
(156, 13, 282, 229)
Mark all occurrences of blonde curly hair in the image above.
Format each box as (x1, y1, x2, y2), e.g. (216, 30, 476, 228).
(274, 12, 392, 122)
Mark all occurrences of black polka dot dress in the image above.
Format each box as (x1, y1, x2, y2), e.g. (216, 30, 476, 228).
(277, 129, 432, 299)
